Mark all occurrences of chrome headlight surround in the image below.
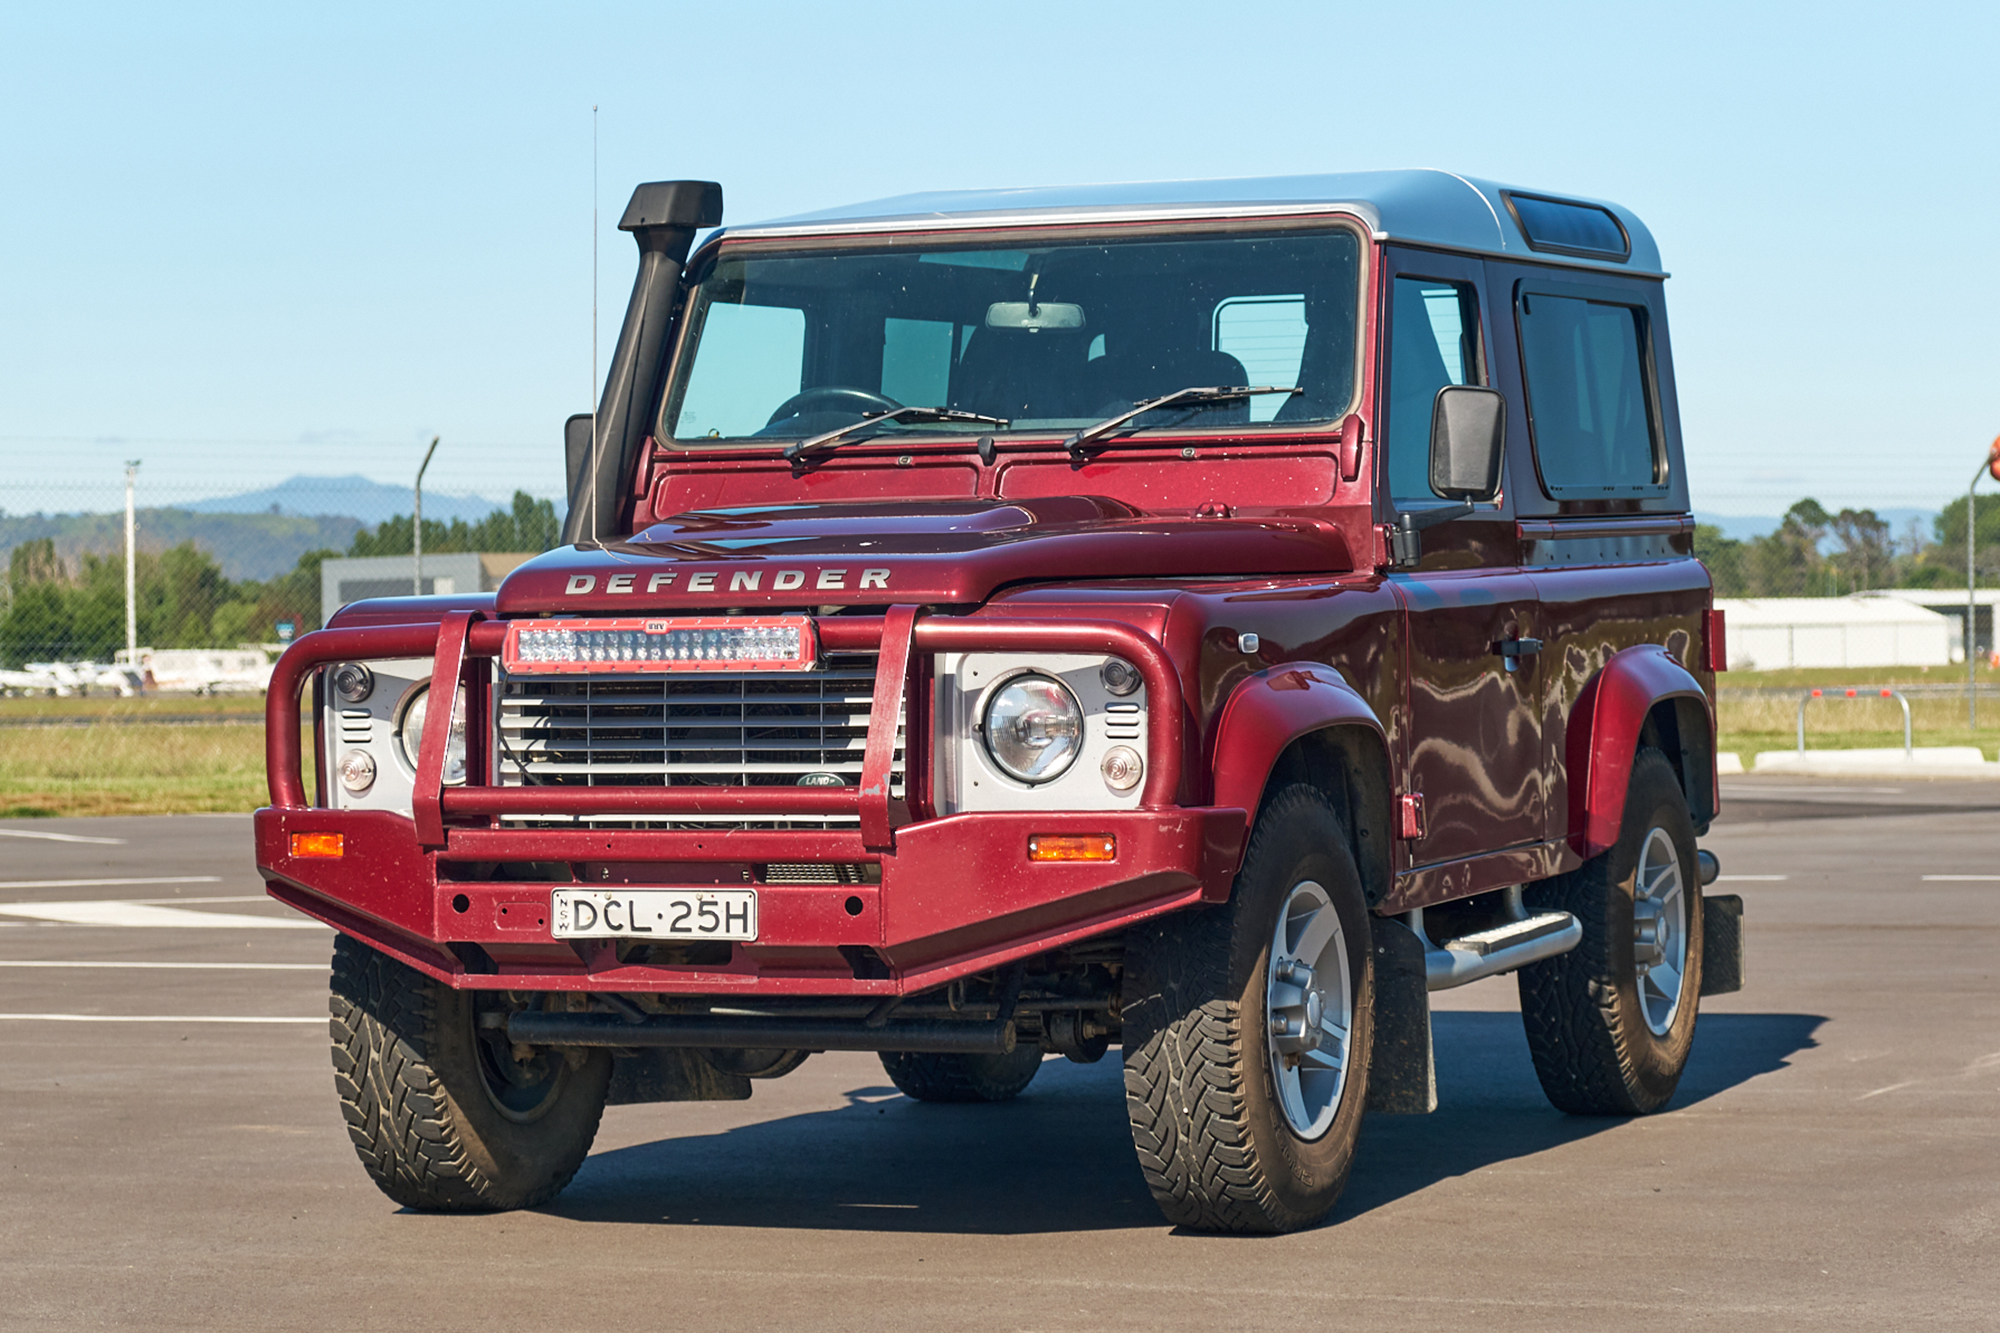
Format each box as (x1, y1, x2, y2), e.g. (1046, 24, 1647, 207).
(978, 672, 1085, 784)
(319, 657, 445, 814)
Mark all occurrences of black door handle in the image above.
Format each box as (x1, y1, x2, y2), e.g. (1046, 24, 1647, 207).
(1496, 637, 1543, 671)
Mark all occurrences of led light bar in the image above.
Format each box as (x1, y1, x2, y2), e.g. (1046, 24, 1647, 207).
(501, 616, 817, 674)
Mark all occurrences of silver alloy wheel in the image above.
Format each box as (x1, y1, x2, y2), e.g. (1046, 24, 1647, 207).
(1631, 825, 1688, 1036)
(1265, 879, 1353, 1139)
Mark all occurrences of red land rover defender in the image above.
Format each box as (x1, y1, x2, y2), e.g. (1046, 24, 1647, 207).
(258, 171, 1741, 1233)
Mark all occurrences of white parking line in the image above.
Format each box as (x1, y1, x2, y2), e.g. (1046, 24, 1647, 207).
(0, 876, 220, 890)
(0, 901, 323, 930)
(0, 829, 128, 845)
(0, 961, 325, 971)
(127, 895, 269, 905)
(1921, 875, 2000, 881)
(0, 1013, 321, 1024)
(1717, 874, 1788, 882)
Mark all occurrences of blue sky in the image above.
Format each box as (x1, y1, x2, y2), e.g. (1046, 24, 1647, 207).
(2, 1, 1995, 520)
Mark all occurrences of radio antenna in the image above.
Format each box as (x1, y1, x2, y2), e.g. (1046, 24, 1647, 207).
(588, 103, 599, 543)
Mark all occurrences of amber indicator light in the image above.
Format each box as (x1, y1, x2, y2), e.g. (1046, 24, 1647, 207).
(1027, 834, 1115, 862)
(290, 832, 345, 858)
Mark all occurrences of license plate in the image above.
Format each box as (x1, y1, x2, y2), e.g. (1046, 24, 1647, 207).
(551, 889, 758, 941)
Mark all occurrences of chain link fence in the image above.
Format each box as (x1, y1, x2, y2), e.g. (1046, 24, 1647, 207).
(5, 452, 1999, 760)
(1697, 497, 2000, 760)
(0, 442, 564, 692)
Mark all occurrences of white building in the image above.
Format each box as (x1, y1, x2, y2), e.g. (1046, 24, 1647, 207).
(1715, 597, 1953, 671)
(319, 553, 536, 627)
(1865, 588, 2000, 662)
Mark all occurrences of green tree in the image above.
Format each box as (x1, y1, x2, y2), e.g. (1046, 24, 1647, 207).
(0, 538, 250, 665)
(346, 491, 560, 558)
(1743, 499, 1832, 597)
(1694, 524, 1748, 596)
(1829, 507, 1892, 591)
(1930, 493, 2000, 586)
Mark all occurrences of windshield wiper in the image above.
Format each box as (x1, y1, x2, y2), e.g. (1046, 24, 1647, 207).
(1062, 385, 1302, 460)
(784, 406, 1011, 463)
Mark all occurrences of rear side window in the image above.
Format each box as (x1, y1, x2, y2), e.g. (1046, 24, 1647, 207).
(1517, 290, 1663, 496)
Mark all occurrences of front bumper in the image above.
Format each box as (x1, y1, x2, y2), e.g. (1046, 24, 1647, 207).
(256, 607, 1245, 994)
(255, 804, 1245, 994)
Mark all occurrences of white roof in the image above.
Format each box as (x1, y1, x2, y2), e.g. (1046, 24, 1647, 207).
(1717, 597, 1952, 626)
(1863, 588, 2000, 607)
(717, 170, 1663, 277)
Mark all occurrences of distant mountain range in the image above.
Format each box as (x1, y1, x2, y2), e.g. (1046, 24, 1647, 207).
(183, 474, 536, 525)
(0, 508, 363, 582)
(1, 475, 564, 582)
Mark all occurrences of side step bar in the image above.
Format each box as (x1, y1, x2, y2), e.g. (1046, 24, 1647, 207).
(1411, 888, 1582, 992)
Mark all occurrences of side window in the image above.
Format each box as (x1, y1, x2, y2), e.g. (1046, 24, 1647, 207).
(1517, 290, 1662, 494)
(672, 302, 806, 439)
(1385, 277, 1481, 503)
(1213, 296, 1306, 422)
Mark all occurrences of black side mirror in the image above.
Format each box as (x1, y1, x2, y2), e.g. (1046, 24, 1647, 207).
(1387, 386, 1507, 569)
(1429, 385, 1505, 501)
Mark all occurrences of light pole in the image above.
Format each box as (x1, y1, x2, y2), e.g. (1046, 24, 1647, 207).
(1968, 434, 2000, 728)
(413, 436, 439, 596)
(123, 460, 140, 672)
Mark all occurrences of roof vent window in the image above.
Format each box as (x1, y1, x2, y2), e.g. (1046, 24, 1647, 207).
(1504, 193, 1630, 261)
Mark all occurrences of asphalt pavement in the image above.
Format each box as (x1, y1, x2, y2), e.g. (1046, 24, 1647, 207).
(0, 779, 1994, 1330)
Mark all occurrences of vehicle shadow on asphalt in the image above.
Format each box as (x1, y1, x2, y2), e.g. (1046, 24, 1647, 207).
(548, 1009, 1822, 1235)
(1336, 1009, 1824, 1221)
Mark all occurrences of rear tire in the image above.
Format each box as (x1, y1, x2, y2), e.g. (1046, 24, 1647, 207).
(879, 1047, 1043, 1103)
(1120, 784, 1373, 1233)
(329, 935, 612, 1211)
(1518, 746, 1705, 1115)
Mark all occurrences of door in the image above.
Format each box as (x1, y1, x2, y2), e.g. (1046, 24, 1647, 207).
(1378, 251, 1546, 868)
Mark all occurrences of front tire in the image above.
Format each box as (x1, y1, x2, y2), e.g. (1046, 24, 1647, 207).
(1518, 746, 1705, 1115)
(1120, 784, 1373, 1233)
(329, 935, 612, 1211)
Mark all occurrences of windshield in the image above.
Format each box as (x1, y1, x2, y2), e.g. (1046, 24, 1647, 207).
(660, 227, 1362, 445)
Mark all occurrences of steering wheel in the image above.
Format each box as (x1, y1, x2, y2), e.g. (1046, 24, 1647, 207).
(766, 386, 902, 426)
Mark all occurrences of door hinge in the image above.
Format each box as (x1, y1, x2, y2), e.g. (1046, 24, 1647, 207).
(1397, 792, 1426, 840)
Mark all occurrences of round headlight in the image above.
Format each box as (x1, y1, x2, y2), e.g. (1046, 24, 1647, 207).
(337, 748, 377, 794)
(331, 662, 374, 704)
(981, 674, 1083, 783)
(397, 685, 468, 785)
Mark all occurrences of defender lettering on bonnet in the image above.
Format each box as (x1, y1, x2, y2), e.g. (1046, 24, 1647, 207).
(560, 567, 889, 595)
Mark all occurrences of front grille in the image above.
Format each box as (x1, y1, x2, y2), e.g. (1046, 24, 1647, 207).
(492, 652, 903, 829)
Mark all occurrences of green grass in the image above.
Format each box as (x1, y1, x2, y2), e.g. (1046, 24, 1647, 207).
(0, 722, 276, 817)
(0, 693, 265, 721)
(1719, 664, 2000, 760)
(2, 663, 1995, 818)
